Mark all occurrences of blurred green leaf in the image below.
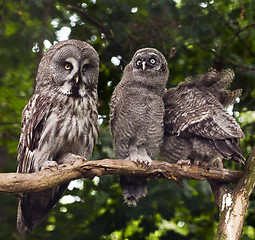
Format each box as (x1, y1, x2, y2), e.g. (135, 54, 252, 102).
(1, 0, 255, 239)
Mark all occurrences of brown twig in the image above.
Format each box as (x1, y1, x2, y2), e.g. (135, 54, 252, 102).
(193, 41, 255, 71)
(208, 4, 255, 58)
(221, 23, 255, 54)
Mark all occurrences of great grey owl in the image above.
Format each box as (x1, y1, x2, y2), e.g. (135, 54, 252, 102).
(110, 48, 169, 204)
(16, 39, 99, 232)
(160, 69, 244, 167)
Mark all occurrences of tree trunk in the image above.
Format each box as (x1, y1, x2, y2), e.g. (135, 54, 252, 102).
(214, 143, 255, 240)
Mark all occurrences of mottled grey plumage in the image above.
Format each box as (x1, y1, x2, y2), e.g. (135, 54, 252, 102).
(17, 40, 99, 232)
(110, 48, 169, 204)
(160, 69, 244, 167)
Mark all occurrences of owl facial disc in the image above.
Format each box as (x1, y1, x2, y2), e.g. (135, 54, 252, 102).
(49, 44, 99, 98)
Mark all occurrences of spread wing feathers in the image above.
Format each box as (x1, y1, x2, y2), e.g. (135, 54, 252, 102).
(219, 89, 242, 107)
(179, 68, 233, 92)
(163, 69, 245, 164)
(17, 93, 66, 232)
(164, 86, 244, 140)
(178, 69, 242, 107)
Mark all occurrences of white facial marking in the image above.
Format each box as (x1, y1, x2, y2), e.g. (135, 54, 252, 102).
(65, 57, 79, 75)
(60, 81, 72, 95)
(79, 84, 86, 97)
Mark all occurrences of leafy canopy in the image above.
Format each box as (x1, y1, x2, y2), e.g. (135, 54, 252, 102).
(0, 0, 255, 239)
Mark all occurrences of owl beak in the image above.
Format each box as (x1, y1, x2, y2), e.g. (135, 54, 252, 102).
(142, 61, 146, 71)
(75, 75, 79, 84)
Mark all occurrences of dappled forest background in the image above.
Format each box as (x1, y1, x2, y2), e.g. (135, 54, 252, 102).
(0, 0, 255, 239)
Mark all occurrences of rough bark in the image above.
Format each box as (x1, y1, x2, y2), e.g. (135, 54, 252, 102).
(214, 143, 255, 240)
(0, 156, 242, 194)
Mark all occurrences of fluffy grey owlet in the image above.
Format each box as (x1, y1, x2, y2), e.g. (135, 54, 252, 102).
(160, 69, 245, 167)
(16, 40, 99, 232)
(110, 48, 169, 204)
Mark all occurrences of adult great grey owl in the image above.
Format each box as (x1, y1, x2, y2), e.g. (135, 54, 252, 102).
(110, 48, 169, 204)
(16, 39, 99, 232)
(160, 69, 244, 167)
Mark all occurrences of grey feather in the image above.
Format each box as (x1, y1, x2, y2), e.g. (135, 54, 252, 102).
(110, 48, 169, 204)
(160, 69, 244, 167)
(17, 40, 99, 232)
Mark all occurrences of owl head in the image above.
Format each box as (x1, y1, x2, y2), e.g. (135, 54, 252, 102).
(35, 40, 99, 98)
(130, 48, 168, 74)
(123, 48, 169, 94)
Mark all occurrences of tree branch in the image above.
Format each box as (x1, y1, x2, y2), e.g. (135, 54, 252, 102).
(209, 4, 255, 58)
(65, 5, 125, 68)
(0, 157, 242, 194)
(193, 41, 255, 71)
(221, 23, 255, 54)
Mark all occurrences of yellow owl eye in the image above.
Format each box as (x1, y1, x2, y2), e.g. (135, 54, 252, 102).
(82, 65, 87, 72)
(150, 58, 156, 64)
(136, 60, 141, 66)
(64, 63, 72, 70)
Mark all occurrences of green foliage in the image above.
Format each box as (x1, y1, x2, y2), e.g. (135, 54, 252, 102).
(0, 0, 255, 239)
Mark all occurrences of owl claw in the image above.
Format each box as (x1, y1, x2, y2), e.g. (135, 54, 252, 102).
(193, 160, 201, 166)
(176, 159, 191, 167)
(127, 147, 152, 169)
(143, 159, 152, 168)
(41, 160, 58, 171)
(58, 153, 83, 165)
(132, 158, 151, 169)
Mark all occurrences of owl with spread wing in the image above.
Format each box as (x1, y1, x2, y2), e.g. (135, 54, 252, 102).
(160, 69, 244, 167)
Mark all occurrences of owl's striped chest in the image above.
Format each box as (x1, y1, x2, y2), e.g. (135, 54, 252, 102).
(39, 95, 98, 157)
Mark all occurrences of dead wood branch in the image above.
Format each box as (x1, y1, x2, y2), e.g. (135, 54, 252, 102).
(214, 143, 255, 240)
(0, 157, 242, 194)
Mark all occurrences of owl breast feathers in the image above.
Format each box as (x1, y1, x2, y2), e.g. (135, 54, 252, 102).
(17, 40, 99, 232)
(160, 69, 245, 167)
(110, 48, 169, 204)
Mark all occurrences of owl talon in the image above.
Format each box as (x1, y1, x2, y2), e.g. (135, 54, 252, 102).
(177, 159, 191, 167)
(144, 160, 152, 168)
(134, 158, 151, 169)
(133, 160, 139, 167)
(41, 161, 58, 171)
(58, 153, 83, 165)
(193, 160, 201, 166)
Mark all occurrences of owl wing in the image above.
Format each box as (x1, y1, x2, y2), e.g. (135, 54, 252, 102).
(17, 93, 62, 232)
(17, 93, 52, 173)
(163, 86, 245, 140)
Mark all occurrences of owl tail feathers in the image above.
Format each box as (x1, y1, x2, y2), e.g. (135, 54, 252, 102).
(214, 139, 245, 165)
(17, 201, 27, 233)
(16, 184, 68, 233)
(119, 175, 147, 206)
(17, 193, 49, 233)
